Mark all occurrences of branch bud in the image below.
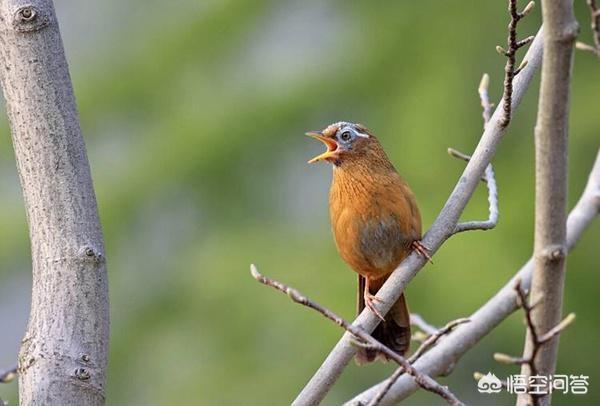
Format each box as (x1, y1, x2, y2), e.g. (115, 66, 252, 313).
(478, 73, 490, 94)
(493, 352, 525, 365)
(516, 36, 535, 49)
(522, 1, 535, 16)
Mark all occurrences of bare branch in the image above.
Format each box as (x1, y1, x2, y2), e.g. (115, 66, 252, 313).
(249, 265, 464, 406)
(500, 0, 536, 127)
(293, 27, 545, 406)
(576, 0, 600, 56)
(347, 150, 600, 405)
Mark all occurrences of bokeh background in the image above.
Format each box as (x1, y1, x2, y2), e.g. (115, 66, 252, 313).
(0, 1, 598, 405)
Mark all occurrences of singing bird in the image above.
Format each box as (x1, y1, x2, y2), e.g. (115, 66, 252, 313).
(307, 121, 429, 363)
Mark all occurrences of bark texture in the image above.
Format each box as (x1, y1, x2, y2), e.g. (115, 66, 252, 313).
(0, 1, 109, 404)
(517, 1, 578, 405)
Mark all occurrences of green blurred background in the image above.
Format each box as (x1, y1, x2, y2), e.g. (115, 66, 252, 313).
(0, 1, 598, 405)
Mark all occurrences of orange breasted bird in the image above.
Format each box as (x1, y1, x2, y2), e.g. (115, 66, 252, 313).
(307, 121, 430, 363)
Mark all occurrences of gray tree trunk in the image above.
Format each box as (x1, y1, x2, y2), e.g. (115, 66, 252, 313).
(517, 1, 578, 405)
(0, 1, 109, 404)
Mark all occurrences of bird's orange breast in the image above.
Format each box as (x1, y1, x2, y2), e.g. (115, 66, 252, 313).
(329, 166, 421, 280)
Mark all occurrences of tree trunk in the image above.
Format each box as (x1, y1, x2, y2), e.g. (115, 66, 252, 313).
(0, 1, 109, 405)
(517, 1, 578, 405)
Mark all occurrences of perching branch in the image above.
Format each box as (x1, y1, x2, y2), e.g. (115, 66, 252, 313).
(0, 0, 109, 404)
(497, 0, 536, 127)
(492, 281, 575, 406)
(516, 2, 578, 405)
(347, 150, 600, 405)
(367, 318, 470, 406)
(291, 27, 544, 406)
(576, 0, 600, 56)
(249, 265, 464, 406)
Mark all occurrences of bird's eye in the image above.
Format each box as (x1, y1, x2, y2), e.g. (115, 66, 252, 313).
(340, 131, 352, 142)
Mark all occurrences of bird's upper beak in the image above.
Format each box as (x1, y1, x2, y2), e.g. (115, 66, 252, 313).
(307, 131, 339, 164)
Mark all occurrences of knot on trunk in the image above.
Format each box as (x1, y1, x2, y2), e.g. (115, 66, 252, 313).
(74, 368, 91, 381)
(10, 3, 50, 32)
(78, 245, 105, 264)
(538, 244, 566, 264)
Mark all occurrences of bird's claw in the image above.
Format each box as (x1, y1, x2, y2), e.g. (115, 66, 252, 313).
(412, 240, 434, 264)
(364, 292, 385, 321)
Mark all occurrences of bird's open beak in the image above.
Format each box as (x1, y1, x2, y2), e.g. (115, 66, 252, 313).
(307, 132, 339, 163)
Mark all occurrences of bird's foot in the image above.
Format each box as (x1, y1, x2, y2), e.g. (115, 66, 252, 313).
(364, 292, 385, 321)
(412, 240, 434, 264)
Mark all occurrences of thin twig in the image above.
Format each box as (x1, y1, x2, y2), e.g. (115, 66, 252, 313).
(498, 0, 535, 127)
(368, 318, 470, 406)
(576, 0, 600, 56)
(0, 366, 17, 384)
(250, 265, 464, 406)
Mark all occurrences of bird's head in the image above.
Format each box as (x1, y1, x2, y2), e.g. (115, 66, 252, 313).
(306, 122, 378, 166)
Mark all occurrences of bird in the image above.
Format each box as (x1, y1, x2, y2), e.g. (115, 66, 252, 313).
(307, 121, 430, 363)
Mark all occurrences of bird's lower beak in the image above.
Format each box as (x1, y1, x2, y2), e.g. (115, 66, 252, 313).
(307, 132, 339, 164)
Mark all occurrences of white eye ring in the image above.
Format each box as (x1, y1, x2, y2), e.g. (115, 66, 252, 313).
(340, 131, 352, 141)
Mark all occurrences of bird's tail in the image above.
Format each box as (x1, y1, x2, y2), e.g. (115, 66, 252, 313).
(355, 274, 411, 364)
